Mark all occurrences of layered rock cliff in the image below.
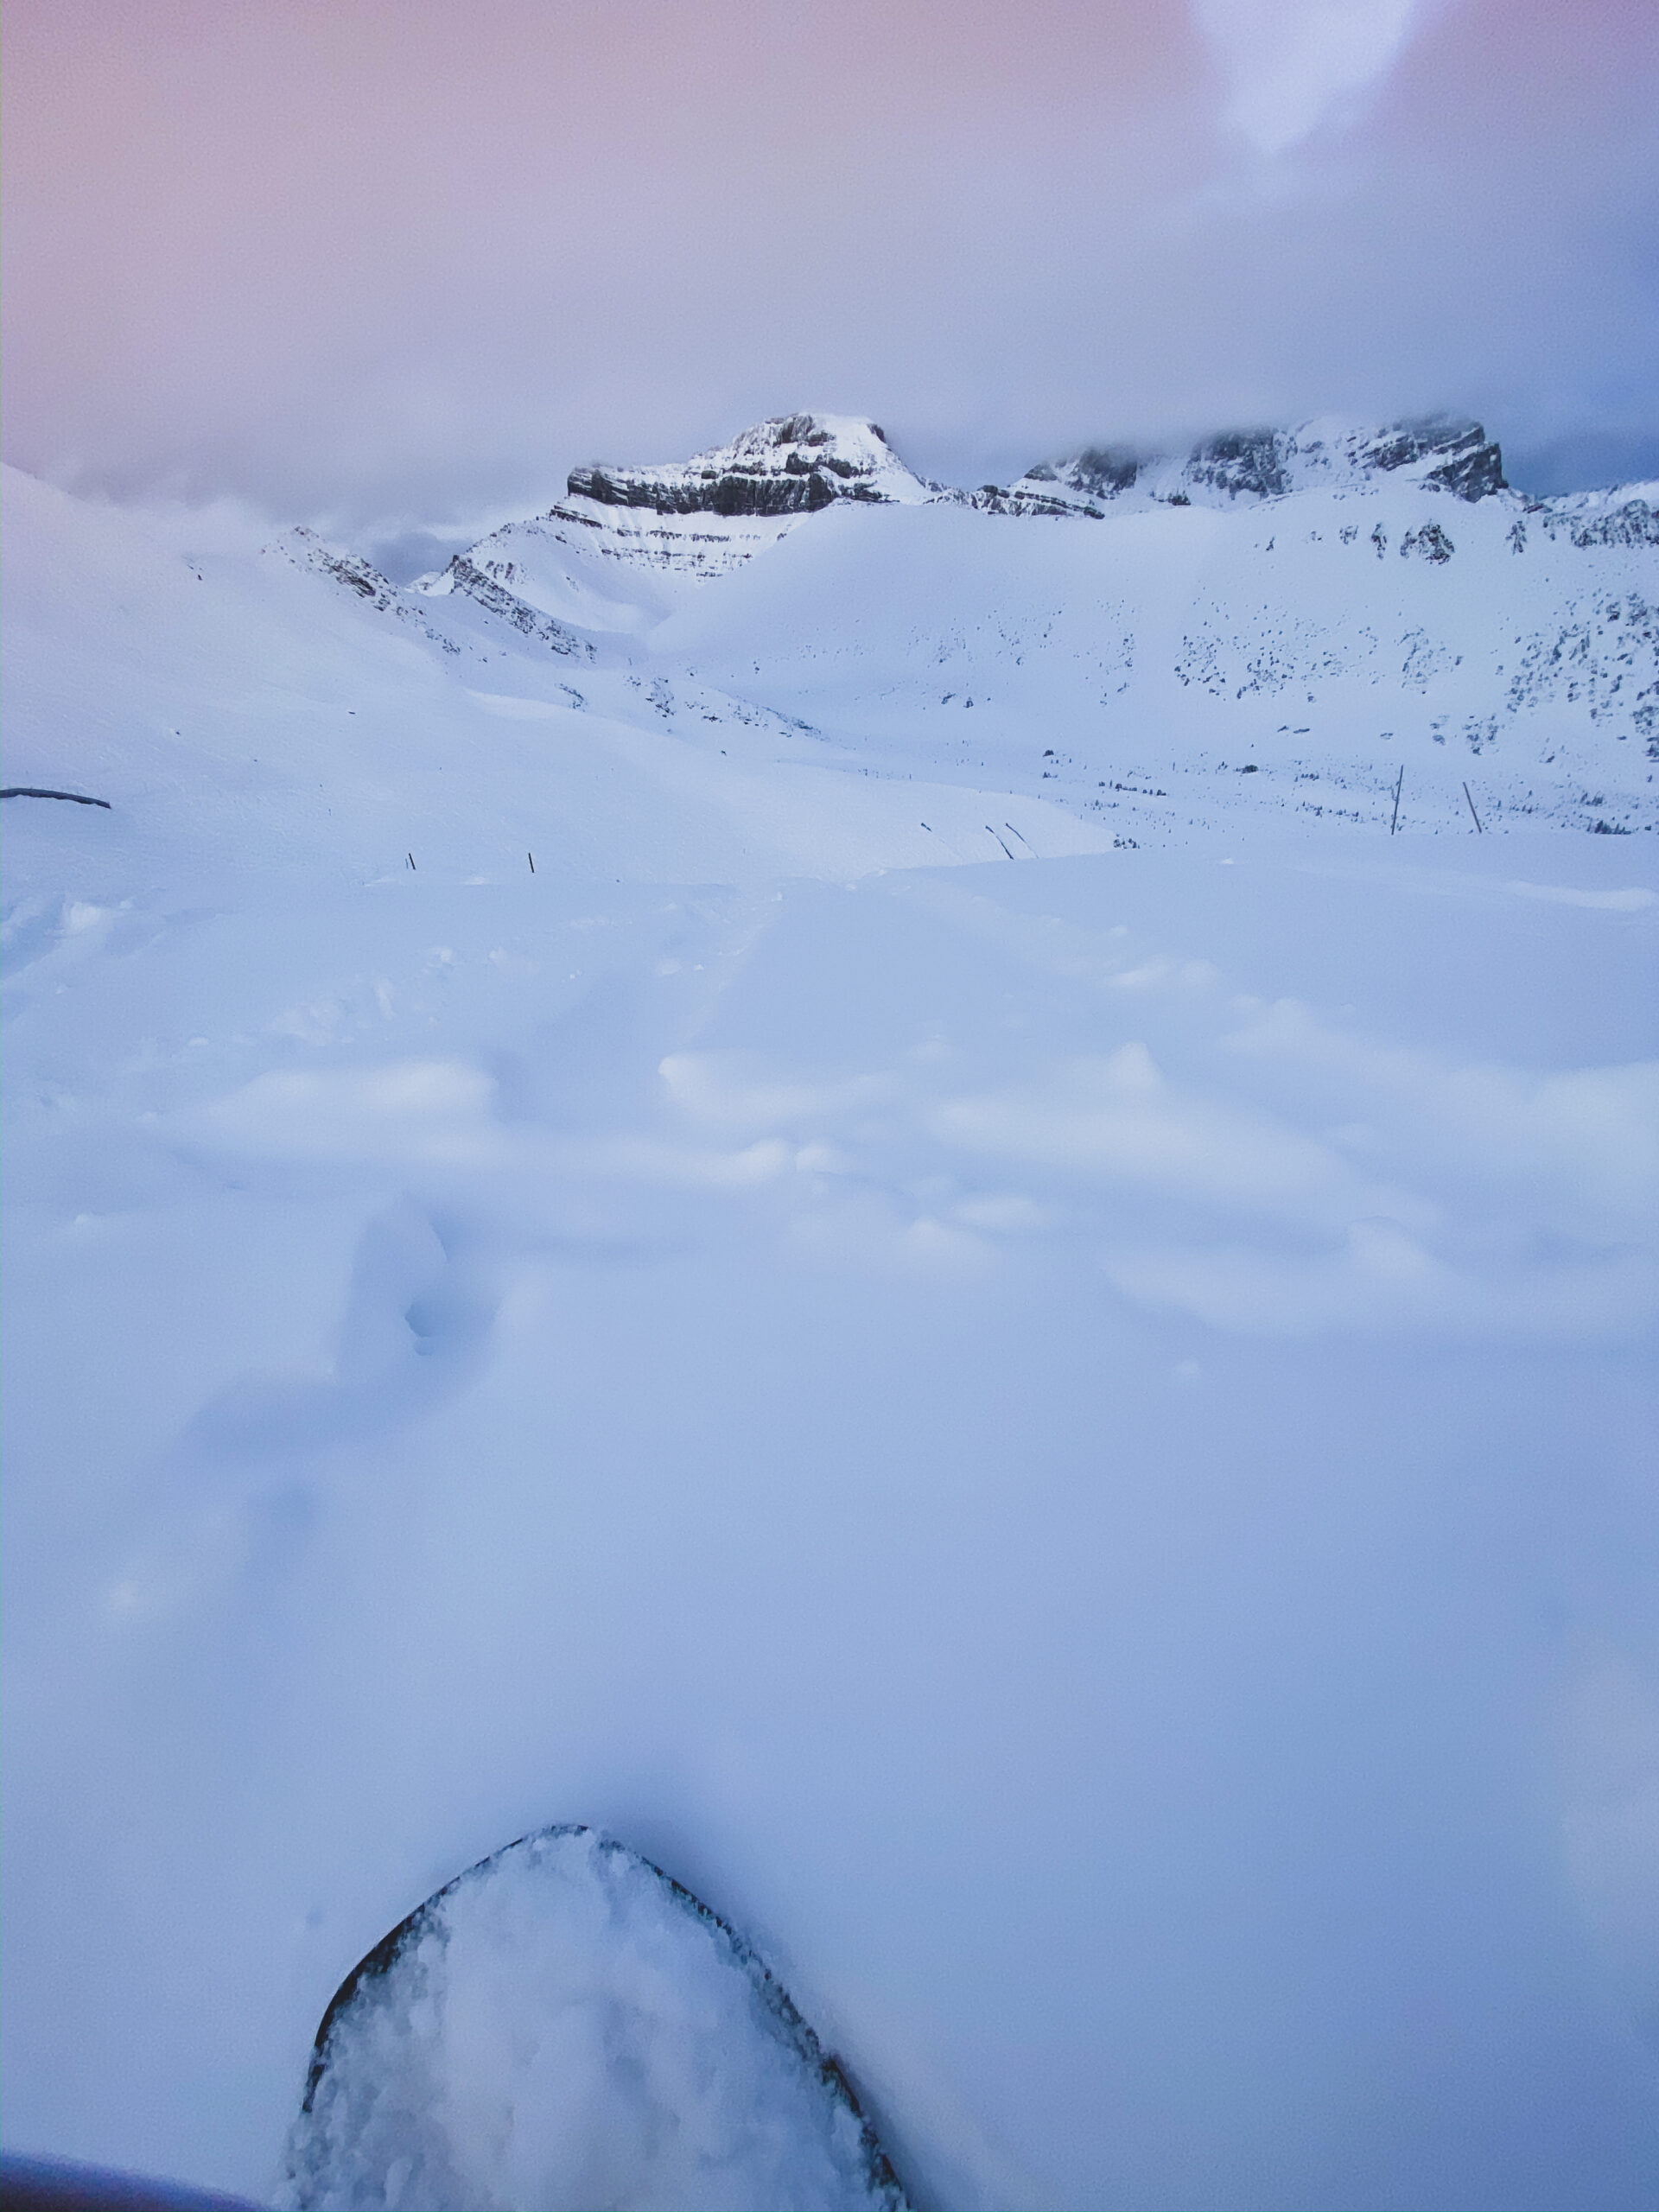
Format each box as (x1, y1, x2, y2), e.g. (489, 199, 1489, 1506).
(567, 413, 941, 517)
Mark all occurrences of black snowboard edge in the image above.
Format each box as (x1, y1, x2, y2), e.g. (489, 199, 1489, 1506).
(300, 1823, 912, 2212)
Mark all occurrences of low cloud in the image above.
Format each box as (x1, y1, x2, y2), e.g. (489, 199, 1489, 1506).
(2, 2, 1656, 531)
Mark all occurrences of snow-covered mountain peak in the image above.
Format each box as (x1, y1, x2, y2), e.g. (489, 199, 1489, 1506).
(567, 411, 940, 517)
(423, 414, 947, 624)
(994, 416, 1509, 516)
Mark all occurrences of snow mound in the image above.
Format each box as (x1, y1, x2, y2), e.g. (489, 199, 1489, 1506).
(283, 1827, 908, 2212)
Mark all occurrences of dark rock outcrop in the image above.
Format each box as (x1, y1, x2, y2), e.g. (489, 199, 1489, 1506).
(1353, 420, 1507, 501)
(1185, 430, 1294, 501)
(569, 461, 847, 517)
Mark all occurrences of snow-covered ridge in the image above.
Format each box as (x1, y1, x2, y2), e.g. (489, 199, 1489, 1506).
(983, 416, 1510, 517)
(988, 422, 1654, 551)
(276, 524, 592, 658)
(1535, 480, 1659, 550)
(417, 413, 1658, 639)
(278, 526, 467, 654)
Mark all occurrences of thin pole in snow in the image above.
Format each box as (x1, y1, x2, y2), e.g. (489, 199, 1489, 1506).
(1389, 766, 1403, 835)
(986, 824, 1014, 859)
(406, 851, 416, 869)
(528, 850, 536, 874)
(1463, 782, 1484, 833)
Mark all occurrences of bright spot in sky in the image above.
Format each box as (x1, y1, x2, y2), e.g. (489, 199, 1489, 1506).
(1195, 0, 1424, 152)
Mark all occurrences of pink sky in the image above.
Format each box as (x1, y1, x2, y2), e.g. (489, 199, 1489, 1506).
(3, 0, 1656, 537)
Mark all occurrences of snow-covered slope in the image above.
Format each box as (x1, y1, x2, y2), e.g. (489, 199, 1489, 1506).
(647, 446, 1657, 844)
(0, 464, 1110, 887)
(3, 429, 1658, 2212)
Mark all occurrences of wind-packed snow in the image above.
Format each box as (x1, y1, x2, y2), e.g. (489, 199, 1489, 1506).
(284, 1828, 904, 2212)
(3, 425, 1658, 2211)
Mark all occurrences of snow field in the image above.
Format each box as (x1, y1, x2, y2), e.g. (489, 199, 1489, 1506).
(3, 453, 1658, 2209)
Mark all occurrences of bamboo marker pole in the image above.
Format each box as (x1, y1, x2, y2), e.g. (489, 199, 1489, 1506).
(1462, 782, 1484, 833)
(1390, 766, 1403, 835)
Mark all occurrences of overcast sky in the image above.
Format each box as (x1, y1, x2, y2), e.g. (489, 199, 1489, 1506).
(4, 0, 1657, 555)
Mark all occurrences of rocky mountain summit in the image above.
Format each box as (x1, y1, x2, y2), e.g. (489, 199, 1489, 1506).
(559, 410, 1506, 525)
(423, 416, 943, 615)
(567, 413, 941, 517)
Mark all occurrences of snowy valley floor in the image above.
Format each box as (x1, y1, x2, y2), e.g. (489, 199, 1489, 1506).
(3, 794, 1657, 2209)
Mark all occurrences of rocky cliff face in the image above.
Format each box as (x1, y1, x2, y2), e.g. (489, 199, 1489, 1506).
(1344, 421, 1508, 500)
(566, 413, 941, 518)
